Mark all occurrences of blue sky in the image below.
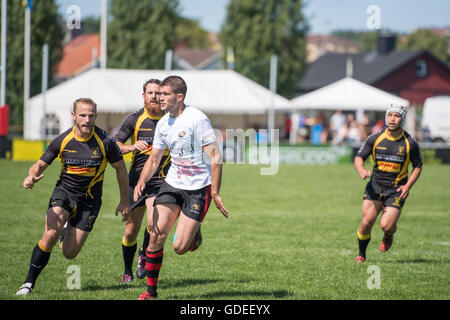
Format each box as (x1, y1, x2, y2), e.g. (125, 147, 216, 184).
(56, 0, 450, 34)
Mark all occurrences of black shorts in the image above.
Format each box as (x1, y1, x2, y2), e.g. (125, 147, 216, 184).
(153, 181, 212, 222)
(363, 180, 405, 209)
(48, 187, 102, 232)
(129, 179, 164, 211)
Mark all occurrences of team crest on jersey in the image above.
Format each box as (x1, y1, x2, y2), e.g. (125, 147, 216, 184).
(91, 147, 100, 158)
(397, 146, 405, 155)
(190, 203, 200, 215)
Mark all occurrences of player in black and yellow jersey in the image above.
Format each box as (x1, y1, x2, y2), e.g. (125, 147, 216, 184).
(114, 79, 171, 284)
(354, 104, 422, 262)
(16, 98, 130, 296)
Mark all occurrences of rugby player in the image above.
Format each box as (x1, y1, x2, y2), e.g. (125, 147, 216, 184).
(133, 76, 229, 299)
(114, 79, 171, 284)
(354, 104, 422, 262)
(16, 98, 129, 295)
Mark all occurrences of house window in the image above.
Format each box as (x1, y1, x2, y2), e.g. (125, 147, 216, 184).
(44, 114, 60, 139)
(416, 60, 427, 77)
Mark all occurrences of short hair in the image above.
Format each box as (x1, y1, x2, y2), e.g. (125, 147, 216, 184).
(73, 98, 97, 113)
(143, 78, 161, 93)
(160, 75, 187, 97)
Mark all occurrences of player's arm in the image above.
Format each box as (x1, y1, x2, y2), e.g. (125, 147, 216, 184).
(354, 156, 371, 180)
(134, 148, 165, 201)
(23, 160, 49, 189)
(397, 140, 423, 200)
(203, 141, 229, 219)
(110, 159, 130, 221)
(116, 140, 148, 155)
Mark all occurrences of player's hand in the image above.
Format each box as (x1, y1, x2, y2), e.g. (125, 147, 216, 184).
(133, 141, 148, 152)
(115, 200, 130, 222)
(133, 182, 145, 202)
(23, 175, 44, 189)
(397, 185, 410, 200)
(358, 169, 371, 180)
(212, 194, 229, 219)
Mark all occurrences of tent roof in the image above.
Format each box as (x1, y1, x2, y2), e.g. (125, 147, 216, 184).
(290, 77, 409, 111)
(30, 68, 291, 115)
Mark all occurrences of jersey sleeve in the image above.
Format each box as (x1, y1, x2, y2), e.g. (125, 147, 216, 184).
(40, 134, 63, 165)
(196, 116, 216, 147)
(114, 113, 136, 143)
(356, 133, 377, 160)
(409, 137, 423, 168)
(105, 135, 124, 164)
(152, 121, 167, 150)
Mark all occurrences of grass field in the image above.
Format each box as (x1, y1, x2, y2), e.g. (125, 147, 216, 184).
(0, 160, 449, 300)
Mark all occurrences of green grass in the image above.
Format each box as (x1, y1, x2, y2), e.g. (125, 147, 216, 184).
(0, 160, 449, 300)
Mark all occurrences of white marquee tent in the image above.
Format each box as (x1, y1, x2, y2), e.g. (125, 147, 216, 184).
(25, 68, 291, 139)
(289, 77, 410, 111)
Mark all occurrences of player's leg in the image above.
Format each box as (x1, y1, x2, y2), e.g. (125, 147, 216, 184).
(379, 206, 402, 252)
(135, 196, 156, 279)
(121, 205, 146, 283)
(61, 225, 90, 259)
(172, 213, 201, 255)
(356, 199, 383, 262)
(138, 203, 180, 300)
(17, 206, 70, 295)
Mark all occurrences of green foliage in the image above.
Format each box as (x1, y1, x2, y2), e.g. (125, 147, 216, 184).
(398, 29, 449, 63)
(1, 160, 449, 300)
(107, 0, 179, 69)
(177, 17, 211, 48)
(220, 0, 308, 99)
(0, 0, 64, 125)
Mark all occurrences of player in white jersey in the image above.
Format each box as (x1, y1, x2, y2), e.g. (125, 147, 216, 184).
(133, 75, 228, 300)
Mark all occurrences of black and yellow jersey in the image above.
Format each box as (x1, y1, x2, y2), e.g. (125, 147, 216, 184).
(114, 107, 171, 187)
(40, 126, 123, 201)
(356, 128, 423, 187)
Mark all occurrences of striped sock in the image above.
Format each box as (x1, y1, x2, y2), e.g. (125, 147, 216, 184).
(357, 230, 371, 259)
(146, 248, 163, 298)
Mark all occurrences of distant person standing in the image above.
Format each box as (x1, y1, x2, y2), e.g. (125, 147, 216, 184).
(353, 104, 422, 262)
(330, 109, 346, 139)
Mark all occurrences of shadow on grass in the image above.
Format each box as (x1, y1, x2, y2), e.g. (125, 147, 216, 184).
(169, 289, 291, 300)
(371, 258, 450, 264)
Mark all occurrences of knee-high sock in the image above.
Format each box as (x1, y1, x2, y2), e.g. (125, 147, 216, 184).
(139, 227, 151, 257)
(357, 231, 371, 259)
(146, 248, 163, 297)
(122, 237, 137, 275)
(24, 240, 51, 288)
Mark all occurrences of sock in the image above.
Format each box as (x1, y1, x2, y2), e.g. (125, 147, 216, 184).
(122, 237, 137, 276)
(146, 248, 163, 298)
(357, 230, 371, 259)
(24, 240, 52, 288)
(138, 227, 151, 257)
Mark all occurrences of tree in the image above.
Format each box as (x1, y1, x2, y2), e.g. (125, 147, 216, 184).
(0, 0, 64, 126)
(220, 0, 308, 98)
(107, 0, 179, 69)
(398, 29, 449, 63)
(177, 17, 211, 48)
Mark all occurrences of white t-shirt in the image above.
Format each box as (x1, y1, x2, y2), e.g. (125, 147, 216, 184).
(153, 105, 216, 190)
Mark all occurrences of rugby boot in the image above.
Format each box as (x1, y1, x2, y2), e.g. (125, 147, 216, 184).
(354, 256, 366, 263)
(189, 226, 202, 252)
(138, 292, 157, 300)
(380, 234, 393, 252)
(16, 282, 33, 296)
(135, 254, 146, 279)
(121, 273, 134, 284)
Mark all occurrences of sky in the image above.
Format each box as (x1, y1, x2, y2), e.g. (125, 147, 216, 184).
(56, 0, 450, 35)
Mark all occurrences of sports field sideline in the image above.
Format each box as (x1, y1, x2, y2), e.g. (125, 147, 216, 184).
(0, 160, 449, 300)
